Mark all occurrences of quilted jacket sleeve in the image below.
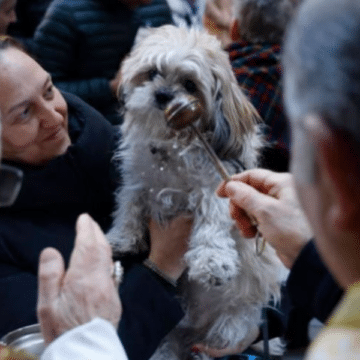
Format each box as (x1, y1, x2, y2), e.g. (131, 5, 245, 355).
(286, 240, 343, 322)
(33, 1, 113, 109)
(119, 264, 184, 360)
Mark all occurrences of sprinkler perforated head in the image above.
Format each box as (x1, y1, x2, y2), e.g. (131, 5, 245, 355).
(164, 95, 203, 130)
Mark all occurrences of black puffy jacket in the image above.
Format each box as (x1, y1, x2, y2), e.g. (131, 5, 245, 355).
(9, 0, 52, 37)
(33, 0, 173, 124)
(0, 91, 119, 337)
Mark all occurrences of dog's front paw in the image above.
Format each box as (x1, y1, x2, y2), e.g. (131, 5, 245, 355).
(189, 352, 211, 360)
(185, 247, 240, 287)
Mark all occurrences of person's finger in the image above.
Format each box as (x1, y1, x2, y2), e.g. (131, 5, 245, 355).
(37, 247, 65, 307)
(75, 213, 96, 245)
(67, 213, 95, 269)
(37, 247, 65, 343)
(89, 215, 114, 265)
(217, 169, 288, 198)
(218, 179, 275, 236)
(231, 169, 291, 196)
(225, 180, 277, 219)
(70, 214, 112, 271)
(229, 201, 257, 237)
(216, 180, 228, 197)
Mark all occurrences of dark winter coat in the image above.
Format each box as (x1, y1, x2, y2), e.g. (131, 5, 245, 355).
(9, 0, 52, 38)
(0, 91, 183, 360)
(0, 91, 119, 336)
(284, 241, 343, 349)
(33, 0, 173, 124)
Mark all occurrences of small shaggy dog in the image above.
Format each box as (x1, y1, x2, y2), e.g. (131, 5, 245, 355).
(108, 25, 285, 360)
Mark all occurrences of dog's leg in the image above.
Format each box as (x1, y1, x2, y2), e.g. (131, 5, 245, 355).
(107, 187, 149, 254)
(203, 309, 262, 350)
(251, 337, 286, 356)
(184, 192, 240, 287)
(149, 324, 215, 360)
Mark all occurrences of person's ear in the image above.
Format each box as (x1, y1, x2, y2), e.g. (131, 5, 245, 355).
(304, 114, 360, 231)
(230, 20, 241, 42)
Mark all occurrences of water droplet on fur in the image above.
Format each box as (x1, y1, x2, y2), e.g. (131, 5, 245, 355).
(173, 143, 178, 149)
(149, 188, 154, 193)
(159, 167, 164, 171)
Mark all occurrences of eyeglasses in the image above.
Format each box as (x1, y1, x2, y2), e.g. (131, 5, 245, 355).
(0, 164, 23, 207)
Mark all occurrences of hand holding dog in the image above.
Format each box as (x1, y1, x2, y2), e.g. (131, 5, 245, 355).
(217, 169, 313, 269)
(37, 214, 122, 344)
(192, 325, 260, 357)
(148, 215, 193, 282)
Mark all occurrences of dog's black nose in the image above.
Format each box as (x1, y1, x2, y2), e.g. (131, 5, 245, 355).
(155, 88, 174, 108)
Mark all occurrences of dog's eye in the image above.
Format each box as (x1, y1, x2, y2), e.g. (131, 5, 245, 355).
(148, 69, 158, 81)
(184, 79, 197, 94)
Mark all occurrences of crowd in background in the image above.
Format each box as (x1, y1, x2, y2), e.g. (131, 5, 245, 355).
(0, 0, 359, 360)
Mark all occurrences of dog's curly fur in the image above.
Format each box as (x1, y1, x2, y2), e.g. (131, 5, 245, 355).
(108, 25, 285, 360)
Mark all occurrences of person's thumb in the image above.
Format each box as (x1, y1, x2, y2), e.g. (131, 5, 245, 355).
(37, 248, 64, 313)
(225, 180, 275, 220)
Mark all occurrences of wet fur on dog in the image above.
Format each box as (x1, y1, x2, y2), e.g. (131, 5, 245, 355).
(108, 25, 285, 360)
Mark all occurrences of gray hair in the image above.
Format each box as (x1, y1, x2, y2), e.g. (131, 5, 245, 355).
(283, 0, 360, 144)
(234, 0, 299, 43)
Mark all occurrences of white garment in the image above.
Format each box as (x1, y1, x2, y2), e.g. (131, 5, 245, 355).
(166, 0, 206, 29)
(41, 318, 128, 360)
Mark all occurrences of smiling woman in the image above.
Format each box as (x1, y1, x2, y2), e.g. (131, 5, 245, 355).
(0, 46, 71, 165)
(0, 36, 121, 339)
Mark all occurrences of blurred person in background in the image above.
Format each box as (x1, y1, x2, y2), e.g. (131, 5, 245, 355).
(7, 0, 52, 52)
(33, 0, 174, 125)
(0, 0, 17, 35)
(203, 0, 234, 48)
(228, 0, 301, 172)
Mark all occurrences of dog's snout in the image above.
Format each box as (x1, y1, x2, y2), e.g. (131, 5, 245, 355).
(155, 88, 174, 108)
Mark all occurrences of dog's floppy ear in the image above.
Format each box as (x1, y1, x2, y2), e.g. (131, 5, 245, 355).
(210, 51, 261, 159)
(211, 91, 232, 158)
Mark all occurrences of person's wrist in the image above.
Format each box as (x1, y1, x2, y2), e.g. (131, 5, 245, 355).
(146, 254, 186, 282)
(144, 258, 179, 287)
